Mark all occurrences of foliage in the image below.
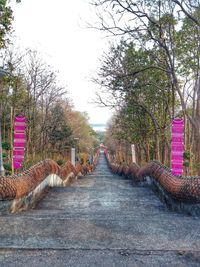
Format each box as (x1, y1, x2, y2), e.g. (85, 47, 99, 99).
(2, 141, 11, 150)
(0, 45, 98, 166)
(56, 159, 64, 166)
(3, 162, 11, 171)
(92, 0, 200, 171)
(96, 39, 173, 162)
(183, 151, 190, 160)
(96, 131, 105, 143)
(47, 102, 73, 149)
(0, 0, 21, 48)
(0, 1, 98, 169)
(183, 161, 190, 167)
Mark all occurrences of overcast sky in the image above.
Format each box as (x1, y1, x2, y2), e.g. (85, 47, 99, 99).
(10, 0, 113, 125)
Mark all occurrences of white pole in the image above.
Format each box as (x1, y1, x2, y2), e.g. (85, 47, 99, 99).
(71, 148, 75, 166)
(131, 144, 136, 163)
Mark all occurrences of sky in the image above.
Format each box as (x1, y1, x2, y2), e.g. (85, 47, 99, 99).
(9, 0, 113, 126)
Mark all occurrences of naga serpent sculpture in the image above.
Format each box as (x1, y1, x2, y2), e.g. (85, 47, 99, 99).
(0, 155, 99, 213)
(0, 148, 100, 213)
(104, 150, 200, 215)
(1, 147, 200, 215)
(0, 160, 84, 200)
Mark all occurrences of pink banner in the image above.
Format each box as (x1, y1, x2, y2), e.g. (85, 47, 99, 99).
(171, 118, 184, 175)
(13, 115, 26, 169)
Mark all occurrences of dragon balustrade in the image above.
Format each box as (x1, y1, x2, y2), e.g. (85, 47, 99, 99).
(0, 150, 100, 213)
(105, 150, 200, 216)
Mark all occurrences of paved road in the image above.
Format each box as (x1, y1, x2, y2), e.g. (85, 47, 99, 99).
(0, 152, 200, 266)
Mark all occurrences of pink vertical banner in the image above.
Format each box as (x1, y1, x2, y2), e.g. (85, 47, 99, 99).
(13, 115, 26, 169)
(171, 118, 184, 175)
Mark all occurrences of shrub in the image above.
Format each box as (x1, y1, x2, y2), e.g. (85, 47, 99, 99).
(56, 159, 64, 166)
(2, 142, 11, 150)
(183, 161, 189, 167)
(183, 151, 190, 160)
(3, 163, 11, 171)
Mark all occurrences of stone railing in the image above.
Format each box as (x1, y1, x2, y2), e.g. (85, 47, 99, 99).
(105, 151, 200, 216)
(0, 159, 91, 213)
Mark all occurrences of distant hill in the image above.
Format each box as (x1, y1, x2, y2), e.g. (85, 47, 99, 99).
(90, 124, 107, 132)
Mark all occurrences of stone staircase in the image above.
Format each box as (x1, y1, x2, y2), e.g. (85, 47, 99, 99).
(0, 151, 200, 266)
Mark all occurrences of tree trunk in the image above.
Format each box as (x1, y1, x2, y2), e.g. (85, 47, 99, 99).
(165, 140, 171, 167)
(194, 77, 200, 175)
(155, 133, 160, 161)
(136, 144, 142, 165)
(145, 142, 150, 162)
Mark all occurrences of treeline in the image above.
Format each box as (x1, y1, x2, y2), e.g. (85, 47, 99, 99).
(0, 1, 98, 172)
(0, 47, 99, 169)
(93, 0, 200, 174)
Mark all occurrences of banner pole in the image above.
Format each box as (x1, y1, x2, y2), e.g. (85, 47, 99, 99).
(11, 107, 14, 175)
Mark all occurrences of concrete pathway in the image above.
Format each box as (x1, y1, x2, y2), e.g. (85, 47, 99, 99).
(0, 152, 200, 266)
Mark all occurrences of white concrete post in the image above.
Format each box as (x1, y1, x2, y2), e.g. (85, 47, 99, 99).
(131, 144, 136, 163)
(71, 148, 75, 166)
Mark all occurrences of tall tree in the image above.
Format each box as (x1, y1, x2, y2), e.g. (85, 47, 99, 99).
(92, 0, 200, 172)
